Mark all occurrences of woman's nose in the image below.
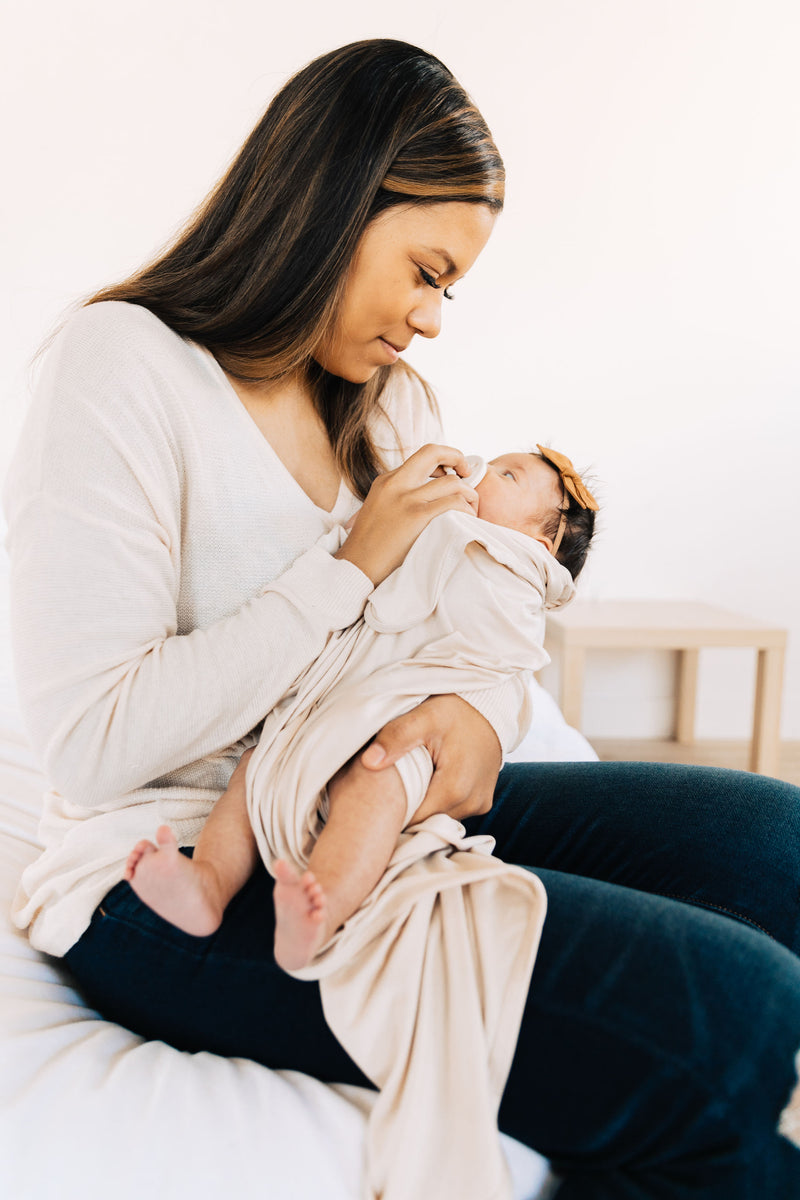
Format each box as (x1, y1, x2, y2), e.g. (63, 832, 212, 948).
(408, 291, 442, 339)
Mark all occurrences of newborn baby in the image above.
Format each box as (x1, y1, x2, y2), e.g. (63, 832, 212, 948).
(125, 444, 598, 972)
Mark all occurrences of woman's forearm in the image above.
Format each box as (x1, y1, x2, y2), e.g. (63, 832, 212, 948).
(10, 494, 371, 808)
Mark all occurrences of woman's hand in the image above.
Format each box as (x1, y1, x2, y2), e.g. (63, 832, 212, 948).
(360, 694, 502, 822)
(334, 444, 478, 586)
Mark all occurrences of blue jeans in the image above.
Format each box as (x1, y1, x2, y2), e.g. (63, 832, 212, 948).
(65, 761, 800, 1197)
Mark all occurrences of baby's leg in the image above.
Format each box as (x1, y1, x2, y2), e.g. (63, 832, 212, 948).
(273, 753, 410, 971)
(125, 748, 258, 936)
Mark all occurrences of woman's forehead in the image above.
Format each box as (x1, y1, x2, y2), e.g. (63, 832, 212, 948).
(369, 201, 496, 273)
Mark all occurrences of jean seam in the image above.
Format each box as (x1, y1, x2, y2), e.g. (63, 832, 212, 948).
(657, 893, 778, 943)
(95, 905, 214, 954)
(95, 901, 279, 969)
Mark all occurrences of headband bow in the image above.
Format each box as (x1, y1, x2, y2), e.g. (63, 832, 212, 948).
(536, 444, 598, 558)
(536, 445, 599, 511)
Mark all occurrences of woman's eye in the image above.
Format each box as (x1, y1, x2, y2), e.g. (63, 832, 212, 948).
(419, 268, 455, 301)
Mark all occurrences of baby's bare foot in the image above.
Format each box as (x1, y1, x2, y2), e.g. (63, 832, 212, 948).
(125, 825, 223, 937)
(273, 859, 329, 971)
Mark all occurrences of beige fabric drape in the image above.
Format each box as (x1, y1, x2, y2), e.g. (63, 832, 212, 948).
(247, 511, 574, 1199)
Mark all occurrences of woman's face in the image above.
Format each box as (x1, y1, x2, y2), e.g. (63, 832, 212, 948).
(314, 201, 496, 383)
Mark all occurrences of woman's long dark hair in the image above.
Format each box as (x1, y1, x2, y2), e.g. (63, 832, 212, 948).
(87, 40, 505, 497)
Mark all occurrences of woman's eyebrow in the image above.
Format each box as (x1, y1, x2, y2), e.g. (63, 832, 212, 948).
(420, 247, 458, 275)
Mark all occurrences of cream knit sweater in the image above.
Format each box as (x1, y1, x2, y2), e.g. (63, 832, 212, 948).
(4, 301, 523, 956)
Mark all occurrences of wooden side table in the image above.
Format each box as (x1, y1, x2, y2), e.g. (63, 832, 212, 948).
(544, 600, 787, 776)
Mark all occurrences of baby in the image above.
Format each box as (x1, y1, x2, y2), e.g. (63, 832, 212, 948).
(125, 444, 598, 971)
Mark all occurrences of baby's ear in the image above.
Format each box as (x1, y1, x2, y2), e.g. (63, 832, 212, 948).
(533, 534, 555, 555)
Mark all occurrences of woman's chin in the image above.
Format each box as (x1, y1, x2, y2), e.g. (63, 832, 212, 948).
(313, 355, 382, 385)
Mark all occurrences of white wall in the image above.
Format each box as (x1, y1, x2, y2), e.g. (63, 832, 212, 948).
(3, 0, 799, 738)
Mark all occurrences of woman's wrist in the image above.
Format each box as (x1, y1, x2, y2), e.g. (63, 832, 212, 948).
(265, 541, 374, 628)
(333, 540, 380, 588)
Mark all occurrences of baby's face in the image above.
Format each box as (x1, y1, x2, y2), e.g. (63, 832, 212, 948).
(475, 454, 563, 545)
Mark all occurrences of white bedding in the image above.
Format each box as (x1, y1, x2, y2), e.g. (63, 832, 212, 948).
(0, 532, 595, 1199)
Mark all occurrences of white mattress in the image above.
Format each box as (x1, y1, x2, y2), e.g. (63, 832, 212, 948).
(0, 532, 592, 1198)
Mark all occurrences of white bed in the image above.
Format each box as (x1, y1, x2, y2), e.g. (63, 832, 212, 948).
(0, 527, 596, 1199)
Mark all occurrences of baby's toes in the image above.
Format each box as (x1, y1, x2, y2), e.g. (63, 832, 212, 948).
(125, 840, 153, 878)
(304, 879, 323, 902)
(273, 859, 298, 886)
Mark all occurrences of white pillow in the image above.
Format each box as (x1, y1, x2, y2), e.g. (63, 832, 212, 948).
(0, 536, 552, 1200)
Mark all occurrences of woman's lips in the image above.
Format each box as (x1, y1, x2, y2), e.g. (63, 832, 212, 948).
(378, 337, 404, 362)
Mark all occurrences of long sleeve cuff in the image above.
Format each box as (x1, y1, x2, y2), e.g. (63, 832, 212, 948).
(261, 542, 373, 632)
(458, 677, 533, 757)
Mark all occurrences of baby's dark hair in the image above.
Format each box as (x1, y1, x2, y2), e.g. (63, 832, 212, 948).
(535, 454, 597, 580)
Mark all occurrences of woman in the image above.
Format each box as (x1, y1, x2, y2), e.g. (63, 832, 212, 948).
(6, 38, 800, 1198)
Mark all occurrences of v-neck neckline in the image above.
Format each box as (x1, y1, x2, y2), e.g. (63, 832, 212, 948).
(199, 346, 352, 520)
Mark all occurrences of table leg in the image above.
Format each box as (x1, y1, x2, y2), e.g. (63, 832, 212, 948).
(560, 646, 586, 731)
(750, 647, 784, 775)
(675, 649, 698, 744)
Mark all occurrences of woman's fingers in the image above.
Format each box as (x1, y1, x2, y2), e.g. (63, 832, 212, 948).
(413, 473, 479, 510)
(333, 443, 478, 584)
(360, 696, 501, 822)
(397, 443, 472, 483)
(418, 756, 495, 821)
(375, 470, 478, 511)
(361, 707, 430, 769)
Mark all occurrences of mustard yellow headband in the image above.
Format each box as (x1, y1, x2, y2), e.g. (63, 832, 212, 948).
(536, 444, 599, 556)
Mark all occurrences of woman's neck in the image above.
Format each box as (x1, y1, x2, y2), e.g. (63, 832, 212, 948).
(224, 370, 343, 512)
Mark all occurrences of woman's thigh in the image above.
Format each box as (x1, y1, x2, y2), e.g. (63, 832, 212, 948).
(466, 761, 800, 953)
(502, 866, 800, 1198)
(66, 851, 800, 1197)
(65, 765, 800, 1196)
(65, 862, 373, 1088)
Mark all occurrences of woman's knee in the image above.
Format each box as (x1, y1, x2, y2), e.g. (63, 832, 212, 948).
(500, 869, 800, 1192)
(483, 761, 800, 954)
(680, 767, 800, 952)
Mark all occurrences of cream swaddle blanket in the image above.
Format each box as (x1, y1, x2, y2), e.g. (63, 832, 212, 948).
(245, 508, 575, 1200)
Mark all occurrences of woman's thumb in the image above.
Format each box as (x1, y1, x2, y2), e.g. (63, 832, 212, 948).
(361, 741, 388, 768)
(360, 711, 425, 770)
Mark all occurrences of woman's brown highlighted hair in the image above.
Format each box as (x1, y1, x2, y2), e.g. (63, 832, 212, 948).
(87, 39, 505, 498)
